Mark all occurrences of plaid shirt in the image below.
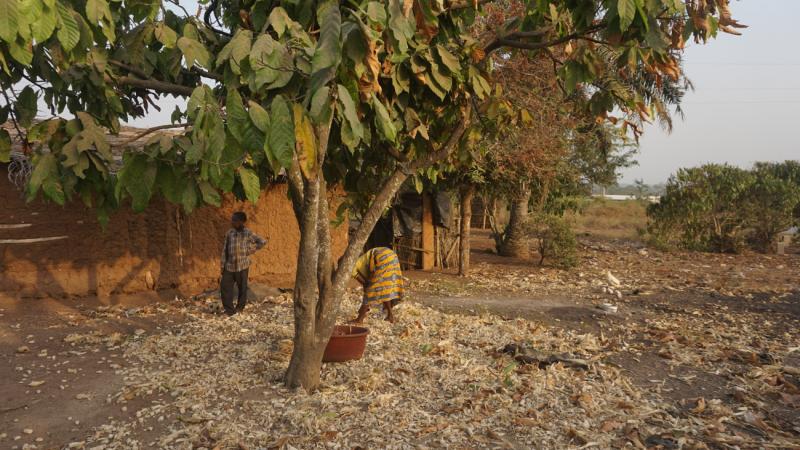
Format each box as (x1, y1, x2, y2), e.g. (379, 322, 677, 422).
(221, 227, 267, 272)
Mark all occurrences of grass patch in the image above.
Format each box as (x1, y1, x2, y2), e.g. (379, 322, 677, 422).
(570, 199, 648, 241)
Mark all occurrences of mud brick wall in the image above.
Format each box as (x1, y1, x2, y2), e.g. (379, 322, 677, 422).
(0, 167, 347, 298)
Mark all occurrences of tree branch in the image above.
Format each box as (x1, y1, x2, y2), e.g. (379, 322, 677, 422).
(331, 109, 471, 293)
(287, 157, 306, 226)
(484, 23, 606, 55)
(109, 60, 151, 80)
(386, 145, 408, 163)
(114, 76, 196, 97)
(202, 0, 233, 37)
(183, 67, 224, 82)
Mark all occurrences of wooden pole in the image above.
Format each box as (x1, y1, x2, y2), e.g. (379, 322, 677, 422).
(421, 194, 435, 270)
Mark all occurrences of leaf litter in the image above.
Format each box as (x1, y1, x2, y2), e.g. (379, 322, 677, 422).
(77, 281, 799, 449)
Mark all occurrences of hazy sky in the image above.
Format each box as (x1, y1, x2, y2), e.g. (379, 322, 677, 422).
(127, 1, 798, 184)
(621, 0, 800, 183)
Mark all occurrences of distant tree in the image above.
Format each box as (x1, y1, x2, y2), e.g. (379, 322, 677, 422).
(647, 162, 800, 253)
(745, 162, 800, 251)
(634, 178, 648, 200)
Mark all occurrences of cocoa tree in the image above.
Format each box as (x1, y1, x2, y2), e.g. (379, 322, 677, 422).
(0, 0, 743, 390)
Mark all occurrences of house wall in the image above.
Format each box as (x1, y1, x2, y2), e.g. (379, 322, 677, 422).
(0, 168, 348, 298)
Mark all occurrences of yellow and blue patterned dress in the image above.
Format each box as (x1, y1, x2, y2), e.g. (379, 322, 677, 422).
(352, 247, 405, 307)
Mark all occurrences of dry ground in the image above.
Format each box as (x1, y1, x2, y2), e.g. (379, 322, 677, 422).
(413, 229, 800, 441)
(570, 199, 650, 241)
(1, 200, 799, 449)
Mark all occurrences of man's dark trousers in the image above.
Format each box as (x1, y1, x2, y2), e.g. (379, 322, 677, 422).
(221, 269, 249, 314)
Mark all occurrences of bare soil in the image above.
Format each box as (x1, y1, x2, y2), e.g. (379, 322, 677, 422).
(411, 229, 800, 438)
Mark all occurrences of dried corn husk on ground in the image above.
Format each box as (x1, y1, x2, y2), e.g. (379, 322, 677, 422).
(82, 291, 799, 449)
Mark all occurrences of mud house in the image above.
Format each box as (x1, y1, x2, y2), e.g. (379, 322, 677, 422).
(0, 124, 347, 299)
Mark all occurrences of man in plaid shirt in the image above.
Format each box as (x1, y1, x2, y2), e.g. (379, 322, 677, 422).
(220, 211, 267, 315)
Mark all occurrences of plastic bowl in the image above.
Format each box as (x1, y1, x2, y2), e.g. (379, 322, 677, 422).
(323, 325, 369, 363)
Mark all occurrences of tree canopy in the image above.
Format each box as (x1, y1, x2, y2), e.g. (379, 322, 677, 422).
(0, 0, 744, 390)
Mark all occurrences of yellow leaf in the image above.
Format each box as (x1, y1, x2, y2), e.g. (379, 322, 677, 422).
(293, 104, 318, 180)
(402, 0, 413, 17)
(689, 397, 706, 414)
(359, 33, 382, 101)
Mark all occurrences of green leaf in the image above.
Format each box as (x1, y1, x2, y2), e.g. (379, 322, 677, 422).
(0, 129, 11, 163)
(16, 86, 38, 128)
(226, 89, 263, 151)
(268, 7, 291, 37)
(427, 56, 451, 99)
(309, 0, 341, 91)
(265, 45, 294, 89)
(32, 0, 58, 43)
(372, 97, 397, 142)
(392, 64, 410, 93)
(198, 180, 221, 206)
(0, 50, 9, 74)
(436, 45, 460, 73)
(248, 101, 270, 133)
(56, 2, 80, 51)
(217, 29, 252, 74)
(154, 22, 177, 48)
(366, 2, 387, 25)
(8, 38, 33, 65)
(42, 178, 66, 205)
(85, 0, 114, 41)
(157, 165, 182, 203)
(387, 0, 414, 52)
(177, 36, 210, 68)
(0, 0, 20, 43)
(118, 155, 156, 212)
(309, 86, 332, 125)
(336, 84, 363, 144)
(617, 0, 636, 31)
(230, 29, 253, 65)
(249, 33, 277, 88)
(27, 153, 57, 200)
(181, 178, 199, 212)
(86, 0, 105, 24)
(268, 95, 294, 169)
(238, 167, 260, 203)
(250, 34, 294, 90)
(293, 104, 317, 179)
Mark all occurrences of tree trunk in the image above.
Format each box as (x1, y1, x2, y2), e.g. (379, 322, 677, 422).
(458, 184, 475, 276)
(499, 186, 531, 258)
(282, 110, 470, 391)
(284, 119, 334, 392)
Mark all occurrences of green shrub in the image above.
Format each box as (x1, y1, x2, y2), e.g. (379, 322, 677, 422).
(525, 213, 578, 268)
(743, 168, 800, 252)
(647, 162, 800, 253)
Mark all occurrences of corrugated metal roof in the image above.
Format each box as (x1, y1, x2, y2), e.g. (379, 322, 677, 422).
(2, 121, 185, 160)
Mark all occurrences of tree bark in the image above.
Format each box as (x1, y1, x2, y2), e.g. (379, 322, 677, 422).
(499, 186, 531, 258)
(284, 119, 331, 392)
(458, 184, 475, 276)
(285, 172, 323, 390)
